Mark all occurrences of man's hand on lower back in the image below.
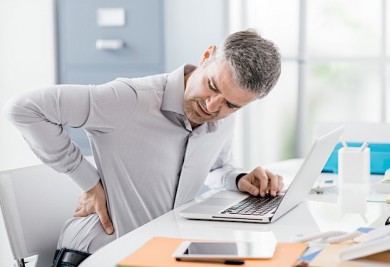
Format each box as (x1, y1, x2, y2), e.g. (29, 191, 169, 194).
(74, 181, 114, 235)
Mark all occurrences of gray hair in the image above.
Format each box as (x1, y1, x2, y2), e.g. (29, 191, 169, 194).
(215, 29, 281, 98)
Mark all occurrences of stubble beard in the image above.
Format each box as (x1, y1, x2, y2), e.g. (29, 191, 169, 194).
(183, 98, 219, 126)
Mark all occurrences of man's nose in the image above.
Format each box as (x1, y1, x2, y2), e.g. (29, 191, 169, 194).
(205, 94, 223, 113)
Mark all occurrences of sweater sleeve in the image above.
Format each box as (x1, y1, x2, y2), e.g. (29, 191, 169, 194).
(3, 80, 136, 191)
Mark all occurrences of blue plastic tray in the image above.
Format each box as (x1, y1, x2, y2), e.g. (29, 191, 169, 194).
(322, 142, 390, 175)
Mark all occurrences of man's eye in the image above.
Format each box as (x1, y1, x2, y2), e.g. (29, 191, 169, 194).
(208, 80, 217, 92)
(226, 102, 237, 109)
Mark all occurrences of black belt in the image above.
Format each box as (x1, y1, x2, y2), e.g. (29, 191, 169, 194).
(53, 249, 90, 266)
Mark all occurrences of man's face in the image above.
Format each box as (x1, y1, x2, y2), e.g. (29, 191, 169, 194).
(184, 57, 258, 128)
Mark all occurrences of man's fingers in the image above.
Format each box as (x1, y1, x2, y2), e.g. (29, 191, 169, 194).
(74, 205, 81, 212)
(240, 179, 259, 196)
(73, 181, 114, 235)
(257, 168, 269, 197)
(265, 170, 278, 196)
(97, 208, 114, 235)
(241, 168, 284, 198)
(74, 205, 114, 236)
(74, 208, 88, 217)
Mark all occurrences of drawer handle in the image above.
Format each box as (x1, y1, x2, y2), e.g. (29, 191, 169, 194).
(96, 39, 124, 50)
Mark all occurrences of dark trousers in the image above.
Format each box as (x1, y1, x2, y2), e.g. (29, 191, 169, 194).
(52, 248, 90, 267)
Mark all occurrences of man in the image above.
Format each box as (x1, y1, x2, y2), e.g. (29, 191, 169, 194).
(4, 29, 282, 266)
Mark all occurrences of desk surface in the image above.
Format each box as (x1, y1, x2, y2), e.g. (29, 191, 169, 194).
(80, 159, 390, 267)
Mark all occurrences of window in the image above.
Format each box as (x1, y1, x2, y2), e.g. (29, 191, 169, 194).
(230, 0, 389, 169)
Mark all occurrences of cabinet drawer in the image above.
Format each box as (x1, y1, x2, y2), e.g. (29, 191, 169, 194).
(57, 0, 164, 67)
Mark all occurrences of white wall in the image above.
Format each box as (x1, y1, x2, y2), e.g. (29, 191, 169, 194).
(0, 0, 56, 172)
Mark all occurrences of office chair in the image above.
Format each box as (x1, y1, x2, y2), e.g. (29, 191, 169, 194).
(0, 164, 80, 267)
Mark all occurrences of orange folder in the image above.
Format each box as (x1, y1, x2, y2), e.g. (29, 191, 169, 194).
(117, 236, 308, 267)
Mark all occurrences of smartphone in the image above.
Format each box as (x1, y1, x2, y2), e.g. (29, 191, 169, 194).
(172, 241, 276, 261)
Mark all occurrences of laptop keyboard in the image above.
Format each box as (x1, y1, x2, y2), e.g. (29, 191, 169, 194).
(221, 195, 283, 216)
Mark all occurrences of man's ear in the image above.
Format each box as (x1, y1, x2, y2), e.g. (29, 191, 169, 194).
(199, 45, 217, 65)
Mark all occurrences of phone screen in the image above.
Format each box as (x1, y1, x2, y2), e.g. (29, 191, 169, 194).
(174, 241, 276, 259)
(185, 242, 239, 255)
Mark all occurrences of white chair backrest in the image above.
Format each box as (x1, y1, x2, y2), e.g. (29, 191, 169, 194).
(0, 164, 80, 267)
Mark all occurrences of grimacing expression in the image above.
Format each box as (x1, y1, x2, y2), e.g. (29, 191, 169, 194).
(184, 58, 258, 128)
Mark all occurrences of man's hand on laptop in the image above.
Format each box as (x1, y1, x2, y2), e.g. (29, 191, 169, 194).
(237, 167, 283, 197)
(74, 181, 114, 235)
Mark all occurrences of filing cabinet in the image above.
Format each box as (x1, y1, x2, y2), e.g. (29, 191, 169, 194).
(56, 0, 165, 154)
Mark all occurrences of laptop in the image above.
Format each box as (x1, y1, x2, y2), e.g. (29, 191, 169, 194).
(180, 126, 344, 223)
